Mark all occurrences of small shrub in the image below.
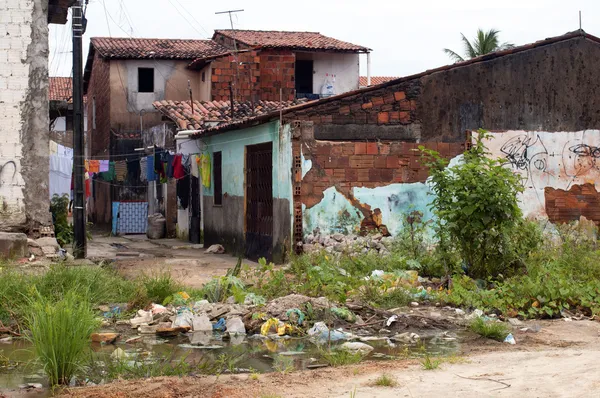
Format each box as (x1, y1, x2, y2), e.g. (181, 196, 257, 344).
(469, 317, 510, 341)
(141, 272, 182, 304)
(319, 349, 364, 367)
(419, 130, 537, 279)
(421, 354, 441, 370)
(373, 374, 397, 387)
(26, 290, 99, 386)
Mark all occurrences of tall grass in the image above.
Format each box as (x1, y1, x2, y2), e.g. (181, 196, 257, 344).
(469, 318, 510, 341)
(25, 290, 99, 386)
(141, 272, 182, 304)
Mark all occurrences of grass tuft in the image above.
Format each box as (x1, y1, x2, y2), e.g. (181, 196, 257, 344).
(319, 349, 364, 367)
(141, 272, 182, 304)
(469, 317, 510, 341)
(25, 290, 99, 386)
(421, 354, 441, 370)
(373, 374, 397, 387)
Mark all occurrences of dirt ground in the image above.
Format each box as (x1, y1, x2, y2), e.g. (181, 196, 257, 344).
(88, 235, 255, 288)
(58, 319, 600, 398)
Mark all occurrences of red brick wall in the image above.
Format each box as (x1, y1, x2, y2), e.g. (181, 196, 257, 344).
(210, 49, 295, 102)
(545, 184, 600, 224)
(87, 52, 111, 157)
(211, 51, 260, 102)
(286, 81, 419, 126)
(259, 50, 295, 101)
(300, 138, 465, 209)
(212, 33, 251, 50)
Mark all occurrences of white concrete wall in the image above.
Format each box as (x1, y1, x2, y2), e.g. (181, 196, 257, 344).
(0, 0, 51, 230)
(296, 52, 360, 96)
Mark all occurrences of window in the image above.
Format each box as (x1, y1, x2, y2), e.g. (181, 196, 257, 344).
(202, 71, 206, 82)
(138, 67, 154, 93)
(213, 151, 222, 205)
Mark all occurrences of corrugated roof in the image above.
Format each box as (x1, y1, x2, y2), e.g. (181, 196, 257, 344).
(153, 99, 309, 131)
(90, 37, 230, 60)
(214, 29, 370, 52)
(359, 76, 400, 87)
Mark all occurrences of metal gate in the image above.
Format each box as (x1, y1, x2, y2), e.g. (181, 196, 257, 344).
(245, 143, 273, 260)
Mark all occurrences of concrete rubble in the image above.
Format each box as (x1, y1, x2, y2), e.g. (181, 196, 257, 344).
(302, 231, 394, 256)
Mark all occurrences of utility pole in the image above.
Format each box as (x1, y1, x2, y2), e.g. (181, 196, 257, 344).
(72, 0, 86, 258)
(216, 9, 244, 103)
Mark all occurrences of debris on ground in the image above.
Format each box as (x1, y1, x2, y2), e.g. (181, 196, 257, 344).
(340, 341, 375, 355)
(205, 244, 225, 254)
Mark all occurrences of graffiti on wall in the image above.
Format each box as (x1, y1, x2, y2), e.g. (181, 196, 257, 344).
(479, 130, 600, 222)
(0, 161, 17, 187)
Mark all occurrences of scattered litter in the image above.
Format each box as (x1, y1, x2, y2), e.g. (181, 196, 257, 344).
(91, 333, 119, 344)
(455, 308, 465, 315)
(308, 322, 351, 342)
(285, 308, 306, 325)
(188, 331, 212, 346)
(179, 344, 224, 350)
(172, 292, 191, 306)
(410, 302, 419, 307)
(508, 318, 523, 327)
(0, 336, 12, 344)
(172, 309, 194, 329)
(130, 310, 153, 327)
(226, 316, 246, 335)
(504, 333, 516, 345)
(520, 325, 541, 333)
(279, 351, 305, 356)
(331, 307, 356, 322)
(205, 244, 225, 254)
(125, 336, 142, 344)
(151, 303, 168, 315)
(19, 383, 43, 390)
(111, 347, 127, 360)
(192, 315, 212, 332)
(213, 318, 226, 331)
(391, 332, 420, 344)
(386, 315, 398, 327)
(339, 342, 374, 355)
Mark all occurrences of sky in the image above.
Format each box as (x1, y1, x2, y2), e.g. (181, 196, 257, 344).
(49, 0, 598, 79)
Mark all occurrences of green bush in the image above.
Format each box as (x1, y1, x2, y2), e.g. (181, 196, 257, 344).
(25, 290, 99, 386)
(419, 130, 541, 279)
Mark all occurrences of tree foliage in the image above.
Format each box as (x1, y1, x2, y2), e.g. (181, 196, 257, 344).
(443, 29, 514, 62)
(419, 130, 539, 279)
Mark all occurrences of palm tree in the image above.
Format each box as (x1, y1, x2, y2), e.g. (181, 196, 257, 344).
(443, 29, 514, 62)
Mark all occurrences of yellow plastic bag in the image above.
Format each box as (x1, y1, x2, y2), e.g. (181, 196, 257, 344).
(261, 318, 280, 336)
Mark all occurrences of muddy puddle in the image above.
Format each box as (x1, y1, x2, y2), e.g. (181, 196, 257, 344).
(0, 329, 460, 395)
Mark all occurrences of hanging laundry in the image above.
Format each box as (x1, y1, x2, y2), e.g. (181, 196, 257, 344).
(201, 153, 211, 188)
(154, 148, 165, 180)
(182, 154, 191, 174)
(147, 155, 156, 182)
(88, 160, 100, 173)
(115, 161, 127, 182)
(85, 172, 91, 198)
(167, 153, 175, 179)
(176, 174, 190, 209)
(100, 161, 116, 181)
(172, 154, 184, 179)
(160, 163, 168, 184)
(140, 157, 148, 182)
(49, 140, 59, 155)
(127, 158, 140, 182)
(190, 155, 200, 178)
(84, 160, 89, 171)
(99, 160, 109, 173)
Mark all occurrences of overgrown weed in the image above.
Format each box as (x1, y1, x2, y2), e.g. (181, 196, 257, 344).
(421, 354, 441, 370)
(26, 290, 99, 386)
(469, 318, 510, 341)
(319, 349, 364, 367)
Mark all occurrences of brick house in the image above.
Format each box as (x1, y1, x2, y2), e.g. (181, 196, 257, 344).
(83, 30, 369, 229)
(49, 77, 89, 152)
(159, 31, 600, 262)
(206, 30, 371, 101)
(0, 0, 76, 234)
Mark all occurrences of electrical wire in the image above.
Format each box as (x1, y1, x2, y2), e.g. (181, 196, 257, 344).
(167, 0, 208, 38)
(172, 0, 209, 36)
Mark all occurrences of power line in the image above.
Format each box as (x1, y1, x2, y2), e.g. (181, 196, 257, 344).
(172, 0, 209, 36)
(168, 0, 208, 38)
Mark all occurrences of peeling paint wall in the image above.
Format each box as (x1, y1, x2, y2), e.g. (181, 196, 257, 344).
(479, 130, 600, 223)
(0, 0, 52, 232)
(298, 122, 465, 237)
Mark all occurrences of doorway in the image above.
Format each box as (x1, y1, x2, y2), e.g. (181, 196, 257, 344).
(245, 142, 273, 260)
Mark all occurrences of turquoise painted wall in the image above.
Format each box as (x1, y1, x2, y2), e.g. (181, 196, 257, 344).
(201, 121, 292, 203)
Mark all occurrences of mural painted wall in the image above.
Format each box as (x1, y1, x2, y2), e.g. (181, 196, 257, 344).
(479, 130, 600, 224)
